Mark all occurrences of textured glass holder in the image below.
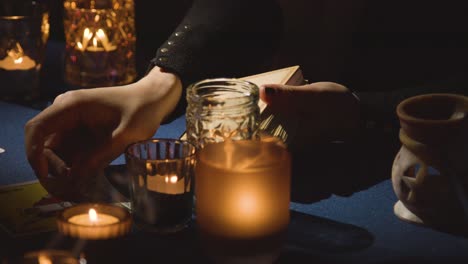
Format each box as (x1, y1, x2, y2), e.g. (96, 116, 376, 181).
(0, 3, 49, 103)
(63, 0, 136, 87)
(125, 138, 196, 233)
(186, 78, 260, 149)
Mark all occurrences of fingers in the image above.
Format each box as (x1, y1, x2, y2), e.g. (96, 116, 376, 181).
(71, 124, 132, 180)
(259, 83, 316, 114)
(24, 93, 82, 179)
(44, 148, 71, 178)
(259, 82, 351, 113)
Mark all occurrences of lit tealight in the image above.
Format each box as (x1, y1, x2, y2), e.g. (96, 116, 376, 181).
(57, 203, 131, 240)
(22, 250, 78, 264)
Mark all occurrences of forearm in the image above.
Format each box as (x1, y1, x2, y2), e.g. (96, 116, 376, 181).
(134, 66, 182, 123)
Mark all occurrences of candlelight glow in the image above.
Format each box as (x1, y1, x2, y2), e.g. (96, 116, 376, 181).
(84, 28, 92, 40)
(89, 208, 98, 222)
(0, 42, 36, 70)
(96, 29, 106, 40)
(164, 175, 179, 184)
(76, 27, 115, 52)
(38, 255, 52, 264)
(7, 43, 24, 61)
(237, 192, 257, 215)
(59, 204, 130, 239)
(170, 175, 178, 183)
(14, 57, 23, 64)
(92, 37, 98, 48)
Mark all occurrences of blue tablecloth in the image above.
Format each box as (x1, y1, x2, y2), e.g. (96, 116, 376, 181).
(0, 101, 467, 263)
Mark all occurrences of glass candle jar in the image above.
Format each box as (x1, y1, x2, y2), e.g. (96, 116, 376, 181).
(196, 139, 291, 263)
(63, 0, 136, 88)
(0, 1, 49, 103)
(186, 78, 260, 148)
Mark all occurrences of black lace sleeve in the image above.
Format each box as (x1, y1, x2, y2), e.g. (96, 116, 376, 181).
(148, 0, 283, 87)
(146, 0, 282, 122)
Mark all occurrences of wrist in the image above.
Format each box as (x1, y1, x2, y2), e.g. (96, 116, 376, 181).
(135, 66, 183, 122)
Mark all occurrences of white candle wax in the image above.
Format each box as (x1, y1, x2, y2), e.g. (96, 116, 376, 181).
(0, 55, 36, 70)
(57, 204, 132, 240)
(68, 208, 119, 226)
(145, 173, 186, 195)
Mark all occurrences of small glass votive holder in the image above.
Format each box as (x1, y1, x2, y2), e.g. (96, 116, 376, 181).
(56, 203, 132, 240)
(125, 138, 196, 233)
(0, 1, 49, 103)
(63, 0, 136, 88)
(21, 250, 78, 264)
(195, 139, 291, 264)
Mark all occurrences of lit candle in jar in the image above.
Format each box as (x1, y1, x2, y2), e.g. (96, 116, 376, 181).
(57, 203, 132, 240)
(196, 140, 291, 263)
(0, 43, 36, 70)
(132, 163, 192, 231)
(22, 250, 79, 264)
(145, 163, 186, 195)
(76, 27, 116, 52)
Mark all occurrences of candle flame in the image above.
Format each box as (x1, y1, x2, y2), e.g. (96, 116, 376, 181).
(92, 37, 98, 48)
(7, 42, 25, 63)
(96, 28, 112, 51)
(96, 29, 105, 39)
(89, 208, 98, 222)
(84, 28, 92, 39)
(170, 175, 178, 183)
(38, 255, 52, 264)
(79, 28, 93, 50)
(165, 175, 178, 183)
(14, 57, 23, 64)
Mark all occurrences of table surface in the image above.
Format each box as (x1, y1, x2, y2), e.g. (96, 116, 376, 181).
(1, 99, 467, 263)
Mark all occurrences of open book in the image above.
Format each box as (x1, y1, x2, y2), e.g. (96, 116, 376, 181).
(180, 65, 305, 143)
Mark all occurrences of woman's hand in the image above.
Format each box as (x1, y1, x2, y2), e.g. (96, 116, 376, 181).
(24, 67, 182, 200)
(260, 82, 360, 150)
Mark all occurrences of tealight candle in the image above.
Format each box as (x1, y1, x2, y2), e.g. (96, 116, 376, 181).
(0, 54, 36, 70)
(0, 43, 37, 70)
(0, 43, 39, 102)
(57, 203, 131, 240)
(22, 250, 79, 264)
(68, 208, 119, 226)
(125, 139, 196, 233)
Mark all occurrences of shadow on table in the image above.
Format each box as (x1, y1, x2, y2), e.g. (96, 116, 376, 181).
(0, 206, 371, 264)
(76, 209, 374, 264)
(104, 131, 402, 207)
(276, 210, 374, 263)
